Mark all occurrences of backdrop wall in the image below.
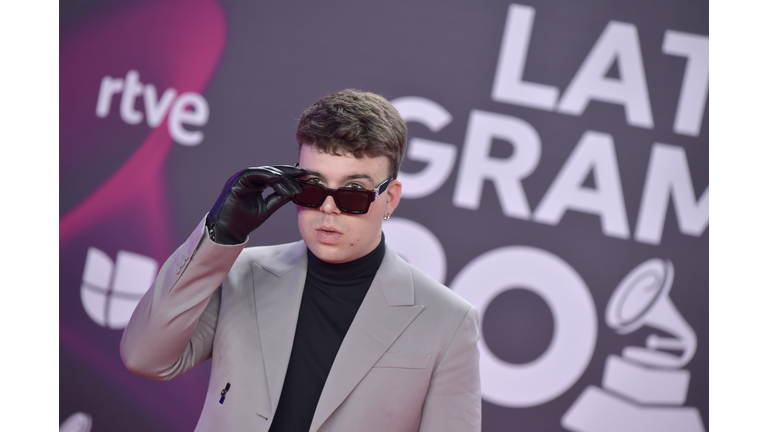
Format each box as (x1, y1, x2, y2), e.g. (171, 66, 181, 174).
(60, 0, 708, 430)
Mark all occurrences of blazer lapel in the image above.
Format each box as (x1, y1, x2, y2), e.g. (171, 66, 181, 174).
(309, 245, 424, 432)
(252, 241, 308, 417)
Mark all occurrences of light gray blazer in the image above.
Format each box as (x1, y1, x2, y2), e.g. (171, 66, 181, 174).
(121, 217, 481, 431)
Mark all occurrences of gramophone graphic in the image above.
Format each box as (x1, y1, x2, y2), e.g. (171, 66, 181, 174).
(562, 259, 706, 432)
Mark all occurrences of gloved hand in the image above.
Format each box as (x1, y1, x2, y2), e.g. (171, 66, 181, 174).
(206, 165, 307, 245)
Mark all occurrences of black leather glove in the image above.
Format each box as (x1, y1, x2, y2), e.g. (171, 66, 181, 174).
(206, 165, 307, 245)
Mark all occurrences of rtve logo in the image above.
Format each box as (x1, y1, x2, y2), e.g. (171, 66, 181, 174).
(81, 247, 158, 329)
(95, 70, 210, 145)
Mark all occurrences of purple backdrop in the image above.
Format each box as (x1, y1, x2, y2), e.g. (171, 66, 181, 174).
(60, 0, 708, 430)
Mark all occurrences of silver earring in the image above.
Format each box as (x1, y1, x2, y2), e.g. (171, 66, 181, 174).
(384, 213, 391, 220)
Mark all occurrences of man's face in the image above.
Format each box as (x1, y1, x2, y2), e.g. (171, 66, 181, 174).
(296, 144, 402, 264)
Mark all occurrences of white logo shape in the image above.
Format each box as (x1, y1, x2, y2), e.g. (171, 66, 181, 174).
(453, 246, 597, 408)
(81, 248, 157, 329)
(561, 258, 706, 432)
(60, 412, 92, 432)
(382, 217, 447, 284)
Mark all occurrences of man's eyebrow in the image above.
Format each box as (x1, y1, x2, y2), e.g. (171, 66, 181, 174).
(301, 169, 323, 178)
(344, 173, 376, 184)
(300, 170, 375, 184)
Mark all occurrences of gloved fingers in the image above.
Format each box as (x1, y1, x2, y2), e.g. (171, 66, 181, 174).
(239, 165, 306, 195)
(207, 165, 304, 244)
(229, 169, 288, 201)
(270, 176, 303, 196)
(262, 192, 293, 217)
(237, 165, 307, 181)
(263, 165, 307, 196)
(236, 167, 285, 188)
(270, 164, 308, 179)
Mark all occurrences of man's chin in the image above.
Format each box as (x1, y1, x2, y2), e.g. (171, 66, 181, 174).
(306, 243, 348, 264)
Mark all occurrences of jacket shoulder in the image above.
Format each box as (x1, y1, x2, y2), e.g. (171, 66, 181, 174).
(233, 240, 307, 276)
(399, 256, 473, 315)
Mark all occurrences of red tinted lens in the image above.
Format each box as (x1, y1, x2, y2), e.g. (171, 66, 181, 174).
(292, 182, 373, 213)
(333, 188, 373, 213)
(293, 183, 327, 207)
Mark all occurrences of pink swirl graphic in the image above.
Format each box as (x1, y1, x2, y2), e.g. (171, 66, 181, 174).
(60, 0, 226, 429)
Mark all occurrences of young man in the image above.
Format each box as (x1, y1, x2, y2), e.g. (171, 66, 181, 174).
(121, 89, 481, 431)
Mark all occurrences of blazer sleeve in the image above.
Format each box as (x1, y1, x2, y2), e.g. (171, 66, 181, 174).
(120, 216, 246, 380)
(418, 305, 482, 431)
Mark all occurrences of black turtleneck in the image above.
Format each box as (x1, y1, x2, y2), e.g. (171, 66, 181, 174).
(268, 235, 386, 432)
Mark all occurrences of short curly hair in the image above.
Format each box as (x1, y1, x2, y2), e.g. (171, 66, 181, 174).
(296, 89, 407, 179)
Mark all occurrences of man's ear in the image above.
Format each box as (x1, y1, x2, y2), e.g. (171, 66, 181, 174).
(385, 179, 402, 215)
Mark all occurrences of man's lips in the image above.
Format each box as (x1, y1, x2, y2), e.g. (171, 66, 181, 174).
(317, 226, 340, 234)
(315, 226, 342, 244)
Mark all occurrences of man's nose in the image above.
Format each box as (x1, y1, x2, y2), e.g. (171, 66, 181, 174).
(319, 195, 341, 214)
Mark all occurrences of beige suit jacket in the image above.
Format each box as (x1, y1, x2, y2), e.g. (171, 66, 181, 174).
(121, 217, 481, 431)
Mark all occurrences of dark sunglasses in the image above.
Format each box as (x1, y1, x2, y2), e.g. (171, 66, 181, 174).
(292, 177, 392, 214)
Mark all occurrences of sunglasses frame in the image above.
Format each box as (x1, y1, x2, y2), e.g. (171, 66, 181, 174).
(292, 177, 392, 214)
